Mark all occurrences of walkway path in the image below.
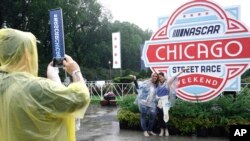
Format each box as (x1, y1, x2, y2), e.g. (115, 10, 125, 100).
(76, 105, 228, 141)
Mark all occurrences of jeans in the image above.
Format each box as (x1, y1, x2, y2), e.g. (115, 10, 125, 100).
(139, 104, 156, 131)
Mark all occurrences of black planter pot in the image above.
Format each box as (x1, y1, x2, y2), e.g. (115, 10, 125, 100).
(119, 121, 141, 131)
(100, 100, 109, 106)
(168, 126, 180, 135)
(197, 127, 208, 137)
(109, 100, 117, 106)
(209, 126, 227, 137)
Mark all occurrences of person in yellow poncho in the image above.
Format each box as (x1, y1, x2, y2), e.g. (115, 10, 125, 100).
(0, 28, 90, 141)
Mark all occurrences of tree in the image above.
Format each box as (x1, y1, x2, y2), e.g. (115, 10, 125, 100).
(0, 0, 152, 80)
(111, 21, 152, 71)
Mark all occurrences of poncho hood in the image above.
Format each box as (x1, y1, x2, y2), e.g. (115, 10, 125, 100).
(0, 28, 38, 76)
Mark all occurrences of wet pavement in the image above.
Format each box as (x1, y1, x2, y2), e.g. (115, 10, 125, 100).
(76, 105, 229, 141)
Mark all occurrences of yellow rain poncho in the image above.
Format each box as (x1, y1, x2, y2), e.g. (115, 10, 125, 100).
(0, 28, 90, 141)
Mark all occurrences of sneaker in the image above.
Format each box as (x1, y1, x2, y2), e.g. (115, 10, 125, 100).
(165, 129, 169, 136)
(148, 131, 157, 136)
(143, 131, 150, 137)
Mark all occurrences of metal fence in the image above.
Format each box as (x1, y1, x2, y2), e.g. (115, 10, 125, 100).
(86, 82, 136, 101)
(241, 83, 250, 88)
(85, 82, 250, 101)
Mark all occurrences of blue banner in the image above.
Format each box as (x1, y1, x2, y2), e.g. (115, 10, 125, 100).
(49, 8, 65, 67)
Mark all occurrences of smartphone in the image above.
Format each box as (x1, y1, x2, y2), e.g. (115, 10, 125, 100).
(53, 57, 64, 67)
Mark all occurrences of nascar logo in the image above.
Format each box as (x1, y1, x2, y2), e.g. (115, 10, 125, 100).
(142, 0, 250, 102)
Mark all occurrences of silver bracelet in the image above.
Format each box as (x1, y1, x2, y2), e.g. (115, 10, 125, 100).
(72, 69, 81, 76)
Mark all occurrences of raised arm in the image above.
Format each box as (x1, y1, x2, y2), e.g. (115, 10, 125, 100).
(130, 75, 139, 94)
(129, 75, 138, 88)
(167, 67, 189, 86)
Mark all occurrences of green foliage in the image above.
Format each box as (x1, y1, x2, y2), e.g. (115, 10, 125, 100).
(116, 94, 139, 113)
(116, 94, 140, 128)
(242, 69, 250, 78)
(169, 88, 250, 135)
(113, 76, 134, 83)
(90, 99, 100, 105)
(117, 109, 140, 128)
(116, 88, 250, 135)
(123, 69, 133, 77)
(241, 76, 250, 83)
(111, 21, 152, 72)
(137, 68, 152, 79)
(241, 69, 250, 82)
(0, 0, 151, 80)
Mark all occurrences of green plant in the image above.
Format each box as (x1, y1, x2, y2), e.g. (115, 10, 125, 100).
(116, 87, 250, 136)
(90, 99, 100, 105)
(116, 94, 139, 113)
(169, 99, 216, 134)
(117, 109, 140, 128)
(113, 76, 134, 83)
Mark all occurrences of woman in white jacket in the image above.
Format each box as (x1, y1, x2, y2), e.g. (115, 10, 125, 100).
(132, 73, 159, 137)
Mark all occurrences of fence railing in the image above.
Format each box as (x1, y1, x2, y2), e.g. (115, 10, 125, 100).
(86, 82, 136, 101)
(85, 82, 250, 101)
(241, 83, 250, 88)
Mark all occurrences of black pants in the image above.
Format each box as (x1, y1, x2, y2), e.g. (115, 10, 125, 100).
(157, 107, 167, 129)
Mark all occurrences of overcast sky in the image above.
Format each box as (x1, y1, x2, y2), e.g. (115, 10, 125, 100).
(98, 0, 250, 32)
